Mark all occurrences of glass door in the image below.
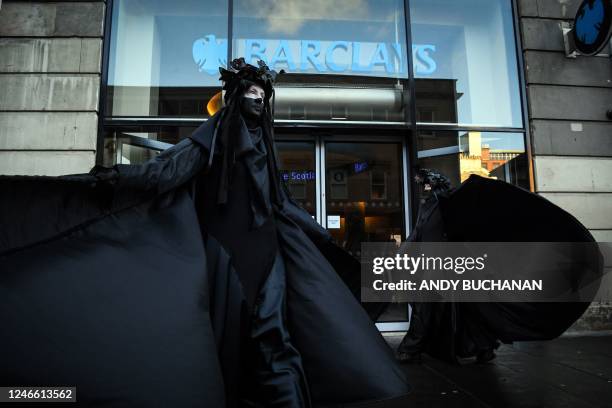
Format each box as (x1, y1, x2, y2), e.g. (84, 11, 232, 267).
(323, 141, 405, 251)
(276, 134, 411, 329)
(323, 139, 409, 327)
(276, 141, 318, 218)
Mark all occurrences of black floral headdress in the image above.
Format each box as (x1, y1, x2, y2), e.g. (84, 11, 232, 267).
(415, 168, 451, 193)
(209, 58, 285, 208)
(219, 58, 284, 103)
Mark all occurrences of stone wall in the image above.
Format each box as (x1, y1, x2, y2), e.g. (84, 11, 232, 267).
(518, 0, 612, 330)
(0, 1, 105, 176)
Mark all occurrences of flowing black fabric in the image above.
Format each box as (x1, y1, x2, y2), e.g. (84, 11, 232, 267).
(191, 113, 412, 406)
(397, 175, 604, 362)
(0, 110, 411, 407)
(244, 251, 311, 408)
(0, 148, 226, 406)
(194, 116, 278, 310)
(274, 209, 410, 405)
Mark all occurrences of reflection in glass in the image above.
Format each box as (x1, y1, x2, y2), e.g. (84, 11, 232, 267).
(325, 142, 406, 322)
(274, 74, 407, 123)
(106, 0, 228, 117)
(276, 141, 317, 217)
(415, 79, 458, 124)
(325, 143, 404, 253)
(411, 0, 523, 127)
(102, 126, 197, 166)
(417, 131, 529, 194)
(119, 143, 161, 165)
(233, 0, 408, 78)
(233, 0, 409, 124)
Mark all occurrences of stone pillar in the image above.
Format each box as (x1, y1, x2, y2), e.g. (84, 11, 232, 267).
(0, 1, 105, 176)
(518, 0, 612, 330)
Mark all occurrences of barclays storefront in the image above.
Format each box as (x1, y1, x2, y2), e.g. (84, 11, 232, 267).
(99, 0, 530, 328)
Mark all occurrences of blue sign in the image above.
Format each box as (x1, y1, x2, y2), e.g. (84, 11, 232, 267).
(353, 162, 369, 174)
(281, 170, 316, 183)
(193, 36, 438, 77)
(192, 35, 227, 75)
(573, 0, 612, 56)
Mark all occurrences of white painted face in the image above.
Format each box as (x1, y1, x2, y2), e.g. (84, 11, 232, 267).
(243, 84, 265, 101)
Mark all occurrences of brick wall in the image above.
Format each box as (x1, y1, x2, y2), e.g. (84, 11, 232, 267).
(0, 1, 104, 176)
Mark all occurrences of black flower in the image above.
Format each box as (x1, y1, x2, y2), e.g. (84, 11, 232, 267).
(219, 58, 285, 101)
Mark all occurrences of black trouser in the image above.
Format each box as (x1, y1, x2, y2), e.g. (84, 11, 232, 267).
(245, 251, 311, 408)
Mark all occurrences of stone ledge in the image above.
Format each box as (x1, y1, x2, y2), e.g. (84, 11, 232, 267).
(528, 85, 612, 121)
(0, 2, 104, 37)
(537, 192, 612, 229)
(534, 156, 612, 193)
(0, 74, 99, 111)
(0, 150, 95, 176)
(521, 18, 565, 51)
(0, 38, 101, 73)
(530, 120, 612, 157)
(0, 111, 97, 150)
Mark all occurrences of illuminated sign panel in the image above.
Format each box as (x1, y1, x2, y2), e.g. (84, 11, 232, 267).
(193, 36, 437, 76)
(281, 170, 316, 182)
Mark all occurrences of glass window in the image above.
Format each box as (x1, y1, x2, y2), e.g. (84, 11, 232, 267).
(272, 74, 408, 123)
(325, 142, 405, 255)
(325, 141, 406, 322)
(410, 0, 523, 127)
(102, 127, 197, 166)
(233, 0, 408, 78)
(417, 130, 529, 197)
(276, 141, 317, 217)
(106, 0, 228, 117)
(233, 0, 410, 124)
(118, 142, 162, 165)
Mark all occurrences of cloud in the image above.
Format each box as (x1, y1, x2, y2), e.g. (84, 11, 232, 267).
(236, 0, 371, 35)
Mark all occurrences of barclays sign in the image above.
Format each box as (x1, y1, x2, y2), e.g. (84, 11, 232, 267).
(193, 35, 437, 77)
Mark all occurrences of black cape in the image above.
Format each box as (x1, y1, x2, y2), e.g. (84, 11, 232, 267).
(397, 175, 604, 362)
(0, 112, 411, 407)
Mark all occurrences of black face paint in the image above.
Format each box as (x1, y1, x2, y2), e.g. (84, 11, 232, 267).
(240, 95, 264, 121)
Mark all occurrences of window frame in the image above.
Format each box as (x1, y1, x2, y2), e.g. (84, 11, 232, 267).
(96, 0, 530, 330)
(97, 0, 533, 209)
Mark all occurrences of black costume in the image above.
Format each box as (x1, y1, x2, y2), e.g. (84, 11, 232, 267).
(0, 59, 411, 407)
(0, 59, 602, 406)
(194, 69, 310, 405)
(395, 171, 604, 364)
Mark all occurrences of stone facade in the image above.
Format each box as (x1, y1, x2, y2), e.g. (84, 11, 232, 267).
(518, 0, 612, 330)
(0, 1, 104, 176)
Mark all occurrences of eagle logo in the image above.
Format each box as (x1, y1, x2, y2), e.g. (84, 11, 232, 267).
(575, 0, 605, 45)
(192, 35, 227, 75)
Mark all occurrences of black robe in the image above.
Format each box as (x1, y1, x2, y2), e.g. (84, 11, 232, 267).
(397, 175, 604, 362)
(0, 111, 411, 407)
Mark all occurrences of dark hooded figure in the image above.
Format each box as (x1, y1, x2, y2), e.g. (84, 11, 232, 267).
(191, 58, 411, 407)
(393, 169, 603, 365)
(193, 59, 312, 407)
(0, 58, 411, 407)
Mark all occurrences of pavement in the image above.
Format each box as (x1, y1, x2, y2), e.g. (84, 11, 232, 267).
(384, 332, 612, 408)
